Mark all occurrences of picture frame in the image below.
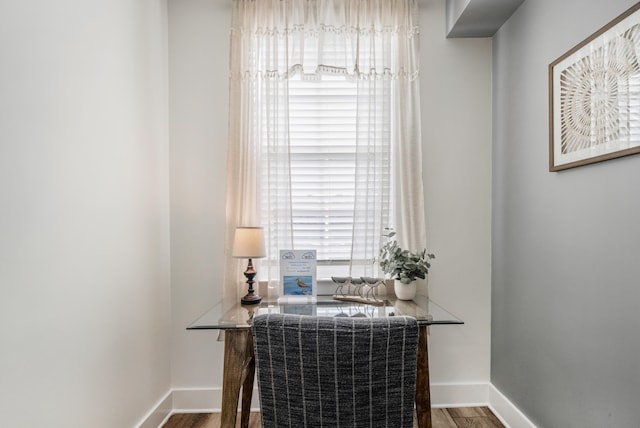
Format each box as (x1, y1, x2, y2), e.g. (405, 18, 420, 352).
(279, 249, 317, 301)
(549, 2, 640, 171)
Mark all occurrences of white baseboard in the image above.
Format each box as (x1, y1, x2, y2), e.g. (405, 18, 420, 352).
(136, 389, 173, 428)
(430, 382, 490, 408)
(139, 383, 537, 428)
(161, 383, 488, 414)
(488, 384, 538, 428)
(171, 387, 261, 412)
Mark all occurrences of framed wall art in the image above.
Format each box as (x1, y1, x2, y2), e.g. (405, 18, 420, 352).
(549, 2, 640, 171)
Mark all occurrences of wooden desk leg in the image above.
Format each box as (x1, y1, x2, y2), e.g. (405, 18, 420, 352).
(240, 333, 255, 428)
(221, 329, 251, 428)
(415, 325, 432, 428)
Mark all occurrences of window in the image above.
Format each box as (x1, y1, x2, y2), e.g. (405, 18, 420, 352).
(281, 75, 358, 262)
(259, 72, 393, 282)
(259, 74, 360, 280)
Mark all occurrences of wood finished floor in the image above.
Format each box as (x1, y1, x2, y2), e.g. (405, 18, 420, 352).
(163, 407, 505, 428)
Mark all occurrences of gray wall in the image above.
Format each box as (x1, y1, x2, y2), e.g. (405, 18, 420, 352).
(492, 1, 640, 427)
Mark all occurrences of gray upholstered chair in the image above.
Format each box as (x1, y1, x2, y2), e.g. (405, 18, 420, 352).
(251, 313, 419, 428)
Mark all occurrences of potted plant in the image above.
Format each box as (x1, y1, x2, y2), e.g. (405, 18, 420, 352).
(378, 228, 434, 300)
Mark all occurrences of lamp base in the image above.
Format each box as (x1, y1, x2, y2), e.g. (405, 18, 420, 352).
(241, 292, 262, 305)
(240, 258, 262, 305)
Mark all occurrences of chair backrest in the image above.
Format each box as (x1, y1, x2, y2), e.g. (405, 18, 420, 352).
(251, 313, 419, 428)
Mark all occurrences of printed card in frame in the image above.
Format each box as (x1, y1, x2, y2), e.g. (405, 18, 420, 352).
(279, 249, 317, 302)
(549, 2, 640, 171)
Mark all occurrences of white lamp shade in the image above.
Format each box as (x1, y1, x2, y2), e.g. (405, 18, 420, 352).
(232, 227, 266, 258)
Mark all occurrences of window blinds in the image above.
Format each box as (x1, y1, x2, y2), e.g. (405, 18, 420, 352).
(287, 75, 357, 262)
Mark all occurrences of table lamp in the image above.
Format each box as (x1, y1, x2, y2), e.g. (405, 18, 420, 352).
(232, 226, 266, 305)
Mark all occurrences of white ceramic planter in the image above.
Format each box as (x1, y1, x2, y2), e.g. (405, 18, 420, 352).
(394, 279, 416, 300)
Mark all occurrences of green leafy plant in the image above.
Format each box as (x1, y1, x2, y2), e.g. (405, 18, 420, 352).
(378, 228, 435, 284)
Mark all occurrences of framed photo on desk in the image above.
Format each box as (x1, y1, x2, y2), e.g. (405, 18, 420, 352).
(279, 249, 317, 302)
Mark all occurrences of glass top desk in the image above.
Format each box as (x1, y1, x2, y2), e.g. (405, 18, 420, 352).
(188, 295, 463, 428)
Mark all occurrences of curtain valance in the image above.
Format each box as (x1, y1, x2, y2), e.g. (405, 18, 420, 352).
(230, 0, 420, 80)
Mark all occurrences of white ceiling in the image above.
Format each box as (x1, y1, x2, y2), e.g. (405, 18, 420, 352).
(445, 0, 526, 38)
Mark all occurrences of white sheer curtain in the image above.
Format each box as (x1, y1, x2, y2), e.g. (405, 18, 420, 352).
(224, 0, 426, 301)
